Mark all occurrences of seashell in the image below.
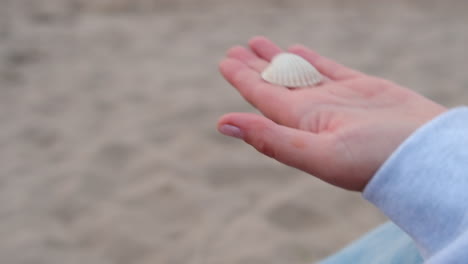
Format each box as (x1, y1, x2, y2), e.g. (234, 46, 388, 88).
(261, 53, 323, 87)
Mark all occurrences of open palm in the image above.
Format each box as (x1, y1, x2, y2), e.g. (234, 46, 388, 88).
(217, 37, 446, 191)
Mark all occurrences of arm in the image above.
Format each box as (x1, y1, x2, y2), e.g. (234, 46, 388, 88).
(364, 107, 468, 263)
(217, 36, 467, 262)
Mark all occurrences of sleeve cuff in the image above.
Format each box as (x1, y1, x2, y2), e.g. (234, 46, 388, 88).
(363, 107, 468, 259)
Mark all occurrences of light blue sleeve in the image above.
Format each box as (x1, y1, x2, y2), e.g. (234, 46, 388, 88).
(363, 107, 468, 264)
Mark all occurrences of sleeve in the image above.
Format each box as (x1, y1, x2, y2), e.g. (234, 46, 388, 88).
(363, 107, 468, 264)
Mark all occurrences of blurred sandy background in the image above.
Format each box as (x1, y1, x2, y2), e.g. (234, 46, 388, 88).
(1, 0, 468, 263)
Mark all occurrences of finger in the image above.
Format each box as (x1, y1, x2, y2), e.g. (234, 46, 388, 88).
(226, 45, 269, 72)
(217, 112, 333, 179)
(288, 44, 365, 81)
(219, 58, 296, 125)
(249, 36, 283, 62)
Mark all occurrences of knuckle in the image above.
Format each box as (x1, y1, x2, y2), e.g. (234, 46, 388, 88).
(246, 122, 278, 159)
(253, 138, 277, 158)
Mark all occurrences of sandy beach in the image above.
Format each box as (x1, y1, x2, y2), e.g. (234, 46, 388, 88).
(1, 0, 468, 263)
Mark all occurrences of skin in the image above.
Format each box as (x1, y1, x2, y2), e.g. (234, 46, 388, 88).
(217, 36, 447, 191)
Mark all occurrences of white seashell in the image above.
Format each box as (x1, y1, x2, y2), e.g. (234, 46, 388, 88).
(261, 53, 323, 87)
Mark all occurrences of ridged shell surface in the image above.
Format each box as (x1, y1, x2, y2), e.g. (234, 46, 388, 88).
(261, 53, 323, 87)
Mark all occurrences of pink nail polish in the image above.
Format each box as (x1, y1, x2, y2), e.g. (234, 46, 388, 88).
(219, 124, 244, 139)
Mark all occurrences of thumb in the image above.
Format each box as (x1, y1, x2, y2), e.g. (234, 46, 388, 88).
(217, 112, 332, 176)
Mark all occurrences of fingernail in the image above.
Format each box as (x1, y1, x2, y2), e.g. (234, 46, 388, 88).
(219, 124, 244, 139)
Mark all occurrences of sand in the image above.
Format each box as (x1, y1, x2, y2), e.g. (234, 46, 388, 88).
(1, 0, 468, 263)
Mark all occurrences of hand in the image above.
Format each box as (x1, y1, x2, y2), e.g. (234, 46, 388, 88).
(217, 36, 446, 191)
